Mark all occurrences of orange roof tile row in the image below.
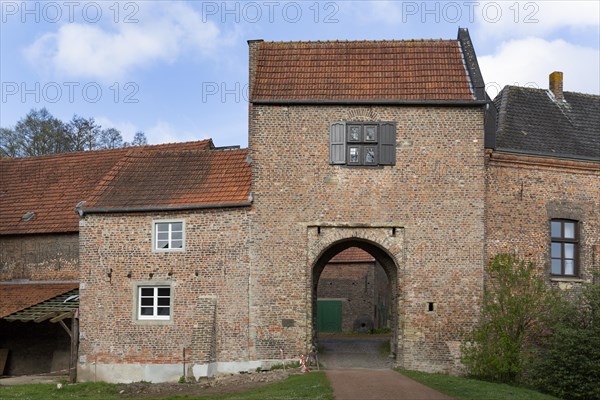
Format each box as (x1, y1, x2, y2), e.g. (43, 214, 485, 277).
(0, 282, 79, 318)
(330, 247, 375, 263)
(252, 40, 474, 102)
(0, 140, 251, 235)
(84, 147, 251, 210)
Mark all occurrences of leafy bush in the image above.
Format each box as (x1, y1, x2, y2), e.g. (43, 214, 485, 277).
(528, 280, 600, 400)
(461, 254, 559, 383)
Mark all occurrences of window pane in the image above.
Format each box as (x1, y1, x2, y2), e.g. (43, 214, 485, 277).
(551, 242, 561, 258)
(172, 222, 183, 232)
(551, 259, 562, 275)
(157, 240, 169, 249)
(172, 231, 183, 240)
(564, 243, 574, 259)
(171, 240, 183, 249)
(348, 126, 361, 142)
(157, 307, 170, 316)
(565, 260, 575, 275)
(365, 147, 376, 164)
(157, 287, 170, 296)
(551, 221, 562, 238)
(157, 232, 169, 240)
(157, 297, 170, 306)
(140, 307, 153, 316)
(564, 222, 575, 239)
(349, 147, 359, 163)
(141, 288, 153, 296)
(156, 223, 169, 233)
(364, 126, 377, 142)
(141, 297, 154, 306)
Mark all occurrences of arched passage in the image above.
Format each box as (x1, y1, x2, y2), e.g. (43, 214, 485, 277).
(311, 237, 400, 367)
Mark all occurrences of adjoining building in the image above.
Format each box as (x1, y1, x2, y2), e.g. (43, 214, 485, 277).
(1, 28, 598, 382)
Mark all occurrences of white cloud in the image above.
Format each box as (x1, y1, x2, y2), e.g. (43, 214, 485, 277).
(479, 38, 600, 98)
(476, 1, 599, 39)
(146, 121, 209, 145)
(24, 2, 222, 82)
(94, 117, 138, 143)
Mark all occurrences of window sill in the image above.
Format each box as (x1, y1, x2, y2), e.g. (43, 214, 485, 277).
(133, 318, 174, 326)
(550, 276, 584, 283)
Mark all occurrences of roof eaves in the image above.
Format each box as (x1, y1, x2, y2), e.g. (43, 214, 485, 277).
(251, 99, 488, 106)
(81, 201, 253, 215)
(493, 148, 600, 163)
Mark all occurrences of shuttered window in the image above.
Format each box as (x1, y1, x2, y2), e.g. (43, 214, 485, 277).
(329, 122, 396, 166)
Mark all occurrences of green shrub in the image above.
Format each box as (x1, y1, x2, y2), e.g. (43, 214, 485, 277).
(528, 280, 600, 400)
(461, 254, 559, 383)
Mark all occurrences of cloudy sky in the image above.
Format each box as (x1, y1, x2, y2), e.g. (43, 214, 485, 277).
(1, 1, 598, 147)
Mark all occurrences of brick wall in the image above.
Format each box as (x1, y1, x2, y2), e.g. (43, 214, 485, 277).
(318, 261, 390, 332)
(78, 208, 250, 373)
(485, 153, 600, 288)
(0, 234, 79, 281)
(318, 262, 375, 332)
(248, 103, 486, 373)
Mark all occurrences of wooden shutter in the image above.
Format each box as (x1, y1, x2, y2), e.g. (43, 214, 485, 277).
(379, 123, 396, 165)
(329, 122, 346, 164)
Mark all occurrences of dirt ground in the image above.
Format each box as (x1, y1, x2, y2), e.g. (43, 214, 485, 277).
(117, 369, 294, 398)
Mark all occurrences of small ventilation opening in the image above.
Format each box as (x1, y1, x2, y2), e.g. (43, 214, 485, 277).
(427, 302, 435, 312)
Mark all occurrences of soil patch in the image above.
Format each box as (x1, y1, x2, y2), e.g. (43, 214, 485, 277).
(117, 369, 296, 398)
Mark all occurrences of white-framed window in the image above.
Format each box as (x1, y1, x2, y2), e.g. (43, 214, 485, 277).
(152, 220, 185, 251)
(138, 286, 171, 320)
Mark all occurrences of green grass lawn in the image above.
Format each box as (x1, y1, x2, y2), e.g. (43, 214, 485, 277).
(0, 372, 334, 400)
(398, 369, 561, 400)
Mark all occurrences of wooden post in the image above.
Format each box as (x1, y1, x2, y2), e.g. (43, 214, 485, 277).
(69, 309, 79, 383)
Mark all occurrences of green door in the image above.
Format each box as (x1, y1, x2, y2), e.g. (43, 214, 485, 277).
(317, 300, 342, 333)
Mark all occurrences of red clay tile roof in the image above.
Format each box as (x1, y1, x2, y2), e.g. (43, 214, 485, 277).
(0, 148, 129, 235)
(0, 140, 248, 234)
(83, 146, 251, 211)
(330, 247, 375, 263)
(0, 282, 79, 318)
(252, 40, 474, 102)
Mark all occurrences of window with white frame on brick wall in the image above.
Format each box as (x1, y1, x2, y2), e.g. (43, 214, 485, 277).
(133, 283, 173, 323)
(152, 220, 185, 251)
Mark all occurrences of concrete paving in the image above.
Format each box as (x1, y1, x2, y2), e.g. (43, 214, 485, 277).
(326, 369, 454, 400)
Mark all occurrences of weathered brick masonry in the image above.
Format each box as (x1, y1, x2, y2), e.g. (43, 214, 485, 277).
(248, 103, 486, 372)
(485, 153, 600, 288)
(78, 209, 251, 381)
(0, 234, 79, 281)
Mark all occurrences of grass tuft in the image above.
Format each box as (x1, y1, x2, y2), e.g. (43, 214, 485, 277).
(397, 369, 561, 400)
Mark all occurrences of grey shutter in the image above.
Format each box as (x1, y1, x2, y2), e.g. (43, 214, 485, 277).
(379, 123, 396, 165)
(329, 122, 346, 164)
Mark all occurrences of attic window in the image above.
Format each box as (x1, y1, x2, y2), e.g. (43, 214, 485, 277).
(21, 211, 36, 221)
(330, 122, 397, 166)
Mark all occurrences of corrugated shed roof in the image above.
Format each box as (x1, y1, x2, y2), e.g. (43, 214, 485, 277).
(252, 40, 475, 102)
(494, 86, 600, 160)
(0, 282, 79, 318)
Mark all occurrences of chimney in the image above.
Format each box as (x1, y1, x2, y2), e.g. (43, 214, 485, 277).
(549, 71, 564, 101)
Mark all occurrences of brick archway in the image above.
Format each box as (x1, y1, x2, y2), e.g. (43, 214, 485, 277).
(306, 225, 405, 365)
